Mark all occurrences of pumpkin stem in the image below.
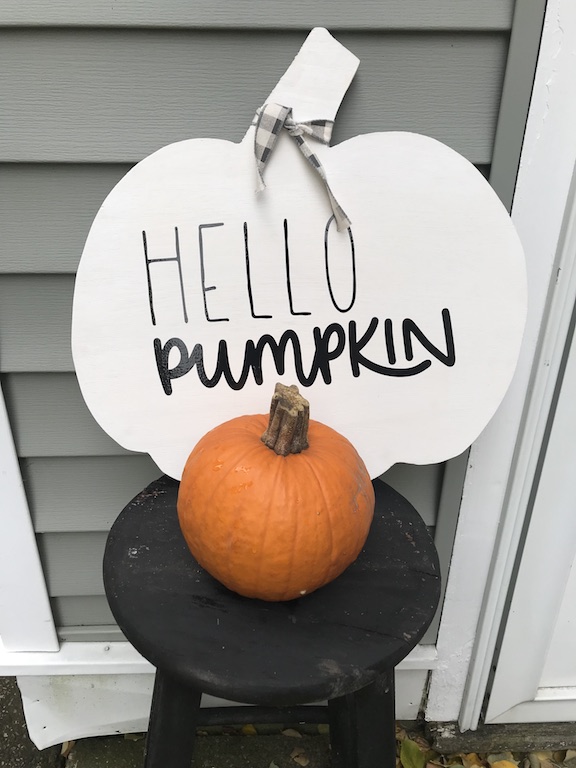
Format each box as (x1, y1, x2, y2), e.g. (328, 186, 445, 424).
(261, 383, 310, 456)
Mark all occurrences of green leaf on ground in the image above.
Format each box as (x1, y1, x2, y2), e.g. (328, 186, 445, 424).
(401, 738, 428, 768)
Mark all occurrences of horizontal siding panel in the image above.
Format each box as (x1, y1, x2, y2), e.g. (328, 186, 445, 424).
(0, 1, 514, 31)
(52, 595, 116, 626)
(57, 626, 126, 642)
(0, 164, 130, 274)
(40, 525, 437, 599)
(0, 162, 490, 274)
(3, 372, 446, 517)
(0, 275, 74, 372)
(2, 373, 129, 457)
(0, 30, 507, 164)
(380, 465, 443, 528)
(23, 456, 162, 533)
(38, 532, 108, 596)
(22, 455, 441, 532)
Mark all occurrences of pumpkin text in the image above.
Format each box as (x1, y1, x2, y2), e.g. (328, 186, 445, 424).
(154, 309, 455, 395)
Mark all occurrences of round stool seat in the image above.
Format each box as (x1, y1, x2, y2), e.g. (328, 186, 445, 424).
(104, 475, 440, 707)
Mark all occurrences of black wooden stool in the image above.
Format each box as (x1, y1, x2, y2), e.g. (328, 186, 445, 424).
(103, 475, 440, 768)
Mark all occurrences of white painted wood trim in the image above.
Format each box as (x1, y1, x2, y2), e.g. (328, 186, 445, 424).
(0, 382, 58, 651)
(433, 0, 576, 730)
(1, 641, 153, 676)
(484, 241, 576, 722)
(488, 688, 576, 725)
(1, 640, 437, 676)
(455, 0, 576, 731)
(427, 0, 576, 727)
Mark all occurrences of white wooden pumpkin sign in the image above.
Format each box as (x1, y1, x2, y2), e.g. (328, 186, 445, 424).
(72, 28, 526, 480)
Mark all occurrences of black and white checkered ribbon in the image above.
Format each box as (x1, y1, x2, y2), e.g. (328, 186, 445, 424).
(253, 103, 351, 231)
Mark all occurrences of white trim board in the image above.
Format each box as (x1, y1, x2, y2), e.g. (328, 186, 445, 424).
(426, 0, 576, 727)
(488, 688, 576, 725)
(0, 382, 58, 651)
(458, 0, 576, 731)
(428, 0, 576, 729)
(483, 214, 576, 722)
(1, 640, 437, 676)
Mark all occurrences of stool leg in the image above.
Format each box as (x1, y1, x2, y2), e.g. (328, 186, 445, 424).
(327, 693, 356, 768)
(327, 670, 396, 768)
(354, 670, 396, 768)
(144, 670, 202, 768)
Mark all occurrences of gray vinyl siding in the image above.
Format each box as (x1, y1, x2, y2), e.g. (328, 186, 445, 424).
(0, 1, 514, 29)
(0, 30, 507, 164)
(0, 1, 524, 641)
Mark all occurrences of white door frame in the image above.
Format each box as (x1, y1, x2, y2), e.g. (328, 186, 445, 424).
(0, 382, 58, 651)
(428, 0, 576, 729)
(485, 284, 576, 723)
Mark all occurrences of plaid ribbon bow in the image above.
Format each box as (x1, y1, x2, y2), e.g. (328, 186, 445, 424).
(253, 103, 351, 231)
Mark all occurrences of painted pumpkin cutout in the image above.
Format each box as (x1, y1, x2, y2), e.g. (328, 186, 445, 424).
(72, 28, 526, 481)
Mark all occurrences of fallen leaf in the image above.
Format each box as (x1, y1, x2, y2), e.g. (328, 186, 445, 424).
(291, 746, 310, 766)
(462, 754, 485, 768)
(241, 724, 257, 736)
(488, 755, 517, 767)
(412, 736, 432, 751)
(401, 738, 427, 768)
(491, 760, 520, 768)
(282, 728, 303, 738)
(269, 763, 280, 768)
(317, 723, 330, 735)
(528, 753, 557, 768)
(60, 741, 75, 757)
(566, 752, 576, 761)
(397, 727, 408, 742)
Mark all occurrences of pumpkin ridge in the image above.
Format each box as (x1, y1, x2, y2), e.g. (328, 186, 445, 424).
(183, 436, 252, 587)
(280, 460, 302, 599)
(251, 450, 284, 596)
(179, 457, 224, 579)
(307, 434, 366, 475)
(218, 439, 269, 589)
(306, 424, 358, 455)
(299, 451, 334, 583)
(199, 415, 268, 448)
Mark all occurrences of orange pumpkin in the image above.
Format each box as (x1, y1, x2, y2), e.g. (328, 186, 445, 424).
(177, 383, 375, 601)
